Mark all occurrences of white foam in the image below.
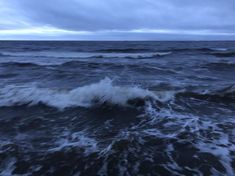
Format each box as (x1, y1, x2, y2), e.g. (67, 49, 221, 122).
(50, 131, 98, 155)
(0, 78, 172, 110)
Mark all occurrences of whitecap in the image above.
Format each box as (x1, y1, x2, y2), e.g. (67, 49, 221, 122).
(0, 78, 174, 110)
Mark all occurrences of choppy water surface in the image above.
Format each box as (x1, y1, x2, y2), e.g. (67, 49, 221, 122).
(0, 41, 235, 175)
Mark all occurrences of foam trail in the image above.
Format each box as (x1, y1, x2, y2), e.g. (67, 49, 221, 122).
(0, 78, 171, 109)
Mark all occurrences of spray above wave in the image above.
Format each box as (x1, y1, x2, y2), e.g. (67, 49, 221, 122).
(0, 78, 172, 110)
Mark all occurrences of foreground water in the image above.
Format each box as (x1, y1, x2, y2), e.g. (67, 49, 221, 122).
(0, 41, 235, 175)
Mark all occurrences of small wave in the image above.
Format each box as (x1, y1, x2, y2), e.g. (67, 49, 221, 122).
(202, 62, 235, 71)
(0, 51, 171, 62)
(0, 157, 16, 176)
(200, 48, 228, 52)
(210, 48, 228, 51)
(176, 85, 235, 103)
(0, 51, 94, 59)
(60, 61, 124, 70)
(121, 52, 172, 59)
(169, 47, 228, 53)
(0, 78, 171, 110)
(153, 51, 172, 57)
(0, 73, 18, 79)
(169, 48, 208, 52)
(0, 52, 9, 57)
(96, 47, 204, 55)
(210, 51, 235, 57)
(1, 62, 41, 67)
(96, 48, 153, 53)
(218, 84, 235, 95)
(90, 52, 172, 59)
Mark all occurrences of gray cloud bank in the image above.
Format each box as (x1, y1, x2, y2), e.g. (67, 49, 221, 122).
(1, 0, 235, 40)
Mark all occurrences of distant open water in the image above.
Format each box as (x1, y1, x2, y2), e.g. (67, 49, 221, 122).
(0, 41, 235, 175)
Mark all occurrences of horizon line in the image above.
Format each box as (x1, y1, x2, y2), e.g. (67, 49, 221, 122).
(1, 39, 235, 42)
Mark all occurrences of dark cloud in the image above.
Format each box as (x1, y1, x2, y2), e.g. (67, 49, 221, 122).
(1, 0, 235, 39)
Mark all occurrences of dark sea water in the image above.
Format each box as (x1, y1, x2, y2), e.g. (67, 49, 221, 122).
(0, 41, 235, 176)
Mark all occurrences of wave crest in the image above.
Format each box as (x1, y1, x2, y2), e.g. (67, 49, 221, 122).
(0, 78, 170, 109)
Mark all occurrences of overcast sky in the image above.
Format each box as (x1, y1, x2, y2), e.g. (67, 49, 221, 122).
(0, 0, 235, 40)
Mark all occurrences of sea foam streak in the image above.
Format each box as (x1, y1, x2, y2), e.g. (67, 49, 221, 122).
(0, 78, 169, 109)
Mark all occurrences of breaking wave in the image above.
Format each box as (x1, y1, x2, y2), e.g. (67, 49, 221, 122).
(0, 78, 172, 110)
(1, 76, 234, 110)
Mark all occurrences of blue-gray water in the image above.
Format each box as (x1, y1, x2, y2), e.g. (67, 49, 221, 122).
(0, 41, 235, 175)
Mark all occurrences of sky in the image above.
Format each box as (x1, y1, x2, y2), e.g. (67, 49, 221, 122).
(0, 0, 235, 40)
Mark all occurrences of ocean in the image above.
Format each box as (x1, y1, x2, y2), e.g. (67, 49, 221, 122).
(0, 41, 235, 175)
